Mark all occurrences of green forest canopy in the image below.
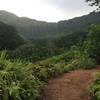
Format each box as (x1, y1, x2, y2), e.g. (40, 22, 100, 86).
(0, 22, 23, 50)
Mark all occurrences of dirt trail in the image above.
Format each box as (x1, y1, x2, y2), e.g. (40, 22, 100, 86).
(42, 68, 100, 100)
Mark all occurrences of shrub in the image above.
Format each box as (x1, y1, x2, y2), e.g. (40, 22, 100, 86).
(90, 73, 100, 100)
(82, 57, 96, 69)
(0, 52, 42, 100)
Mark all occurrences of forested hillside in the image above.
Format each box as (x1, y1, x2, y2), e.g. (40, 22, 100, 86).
(0, 22, 23, 50)
(0, 0, 100, 99)
(0, 10, 100, 39)
(0, 24, 100, 100)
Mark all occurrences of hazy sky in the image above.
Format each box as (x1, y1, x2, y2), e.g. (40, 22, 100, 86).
(0, 0, 95, 22)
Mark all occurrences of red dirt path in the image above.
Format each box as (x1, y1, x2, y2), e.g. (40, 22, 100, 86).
(42, 68, 100, 100)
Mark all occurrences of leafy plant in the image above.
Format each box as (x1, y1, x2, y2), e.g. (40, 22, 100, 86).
(90, 73, 100, 100)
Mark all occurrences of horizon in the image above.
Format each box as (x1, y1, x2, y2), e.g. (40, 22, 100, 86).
(0, 0, 96, 22)
(0, 10, 97, 23)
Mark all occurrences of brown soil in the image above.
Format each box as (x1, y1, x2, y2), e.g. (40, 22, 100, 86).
(42, 67, 100, 100)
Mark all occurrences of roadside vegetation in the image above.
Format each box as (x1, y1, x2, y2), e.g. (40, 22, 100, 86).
(0, 0, 100, 99)
(0, 24, 100, 100)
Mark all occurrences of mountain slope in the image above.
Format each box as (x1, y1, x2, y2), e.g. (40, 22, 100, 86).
(0, 10, 57, 39)
(0, 10, 100, 39)
(0, 21, 23, 50)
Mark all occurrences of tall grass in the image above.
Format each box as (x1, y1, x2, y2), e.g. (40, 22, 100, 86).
(0, 49, 96, 100)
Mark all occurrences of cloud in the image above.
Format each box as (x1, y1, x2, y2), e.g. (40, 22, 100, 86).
(43, 0, 96, 18)
(0, 0, 96, 22)
(43, 0, 91, 10)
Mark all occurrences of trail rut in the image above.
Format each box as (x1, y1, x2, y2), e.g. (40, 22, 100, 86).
(42, 68, 100, 100)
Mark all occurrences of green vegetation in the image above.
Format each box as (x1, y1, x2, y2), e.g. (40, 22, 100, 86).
(0, 22, 99, 100)
(83, 24, 100, 63)
(0, 48, 95, 100)
(0, 23, 98, 99)
(0, 22, 23, 50)
(0, 10, 100, 39)
(0, 52, 42, 100)
(86, 24, 100, 100)
(8, 31, 86, 62)
(0, 5, 100, 100)
(90, 73, 100, 100)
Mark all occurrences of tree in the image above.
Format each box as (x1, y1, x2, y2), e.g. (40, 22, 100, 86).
(0, 22, 23, 50)
(83, 24, 100, 63)
(86, 0, 100, 9)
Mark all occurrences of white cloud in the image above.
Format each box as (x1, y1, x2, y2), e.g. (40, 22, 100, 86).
(0, 0, 96, 22)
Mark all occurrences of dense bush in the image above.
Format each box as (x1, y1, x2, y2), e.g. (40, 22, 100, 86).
(90, 73, 100, 100)
(0, 52, 42, 100)
(0, 24, 99, 100)
(8, 42, 61, 62)
(0, 48, 95, 100)
(83, 24, 100, 63)
(0, 51, 79, 100)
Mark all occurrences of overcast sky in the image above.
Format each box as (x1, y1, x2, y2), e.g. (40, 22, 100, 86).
(0, 0, 96, 22)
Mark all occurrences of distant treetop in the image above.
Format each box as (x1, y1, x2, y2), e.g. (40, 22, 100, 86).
(86, 0, 100, 9)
